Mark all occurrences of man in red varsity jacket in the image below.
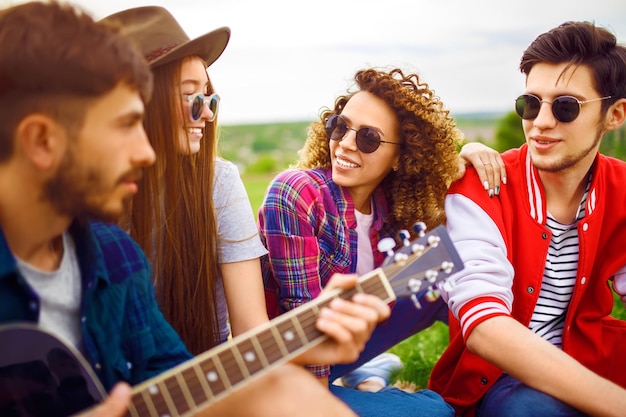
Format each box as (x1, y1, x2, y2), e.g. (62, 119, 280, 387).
(430, 21, 626, 417)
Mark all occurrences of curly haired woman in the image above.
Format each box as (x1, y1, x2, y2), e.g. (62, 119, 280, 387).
(258, 67, 503, 416)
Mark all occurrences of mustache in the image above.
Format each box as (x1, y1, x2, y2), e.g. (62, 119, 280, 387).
(119, 168, 144, 184)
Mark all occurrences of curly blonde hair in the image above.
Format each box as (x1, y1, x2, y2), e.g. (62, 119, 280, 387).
(297, 67, 463, 233)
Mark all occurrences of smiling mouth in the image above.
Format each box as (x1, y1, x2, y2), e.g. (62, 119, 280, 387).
(335, 154, 360, 168)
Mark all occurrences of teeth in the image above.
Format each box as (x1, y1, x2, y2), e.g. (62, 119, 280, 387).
(189, 128, 203, 134)
(335, 156, 359, 168)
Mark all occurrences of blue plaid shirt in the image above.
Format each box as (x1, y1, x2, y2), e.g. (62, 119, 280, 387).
(0, 220, 192, 391)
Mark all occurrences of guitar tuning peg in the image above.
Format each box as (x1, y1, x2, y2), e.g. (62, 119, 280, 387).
(427, 235, 441, 247)
(425, 269, 439, 283)
(398, 229, 410, 246)
(377, 237, 396, 257)
(410, 293, 422, 309)
(412, 222, 426, 237)
(424, 288, 440, 302)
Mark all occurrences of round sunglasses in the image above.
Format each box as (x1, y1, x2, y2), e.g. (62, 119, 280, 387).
(325, 114, 402, 154)
(514, 94, 612, 123)
(182, 92, 220, 122)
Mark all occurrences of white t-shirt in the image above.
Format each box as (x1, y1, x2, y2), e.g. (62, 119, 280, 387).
(354, 203, 375, 277)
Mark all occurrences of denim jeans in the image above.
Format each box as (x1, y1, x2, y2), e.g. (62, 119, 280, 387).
(477, 374, 588, 417)
(330, 384, 455, 417)
(329, 294, 448, 380)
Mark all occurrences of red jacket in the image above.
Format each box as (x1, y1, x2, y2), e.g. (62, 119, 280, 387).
(429, 145, 626, 416)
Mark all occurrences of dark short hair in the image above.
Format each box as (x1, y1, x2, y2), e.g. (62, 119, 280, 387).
(520, 21, 626, 109)
(0, 1, 153, 161)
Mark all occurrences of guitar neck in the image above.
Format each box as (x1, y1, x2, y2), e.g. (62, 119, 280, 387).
(127, 269, 396, 417)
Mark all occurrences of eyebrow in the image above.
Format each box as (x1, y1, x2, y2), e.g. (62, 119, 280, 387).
(339, 115, 386, 137)
(181, 79, 209, 91)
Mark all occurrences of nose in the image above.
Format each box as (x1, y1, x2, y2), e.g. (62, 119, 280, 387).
(533, 100, 557, 128)
(200, 100, 216, 122)
(339, 127, 359, 150)
(133, 127, 156, 167)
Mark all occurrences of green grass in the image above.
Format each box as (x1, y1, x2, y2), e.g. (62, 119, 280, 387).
(388, 321, 449, 389)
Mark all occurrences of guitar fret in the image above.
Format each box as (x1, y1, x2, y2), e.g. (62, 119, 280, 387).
(182, 363, 209, 409)
(249, 333, 270, 368)
(154, 381, 177, 416)
(296, 308, 321, 345)
(216, 347, 243, 388)
(234, 336, 264, 377)
(197, 356, 227, 400)
(340, 286, 358, 301)
(190, 361, 214, 404)
(164, 373, 192, 415)
(268, 325, 289, 357)
(125, 392, 145, 417)
(136, 387, 160, 417)
(365, 270, 395, 302)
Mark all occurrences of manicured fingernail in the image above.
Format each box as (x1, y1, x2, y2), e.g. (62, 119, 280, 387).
(495, 185, 500, 195)
(489, 189, 494, 198)
(483, 180, 489, 190)
(502, 177, 507, 185)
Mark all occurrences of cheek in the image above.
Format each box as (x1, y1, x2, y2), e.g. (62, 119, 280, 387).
(177, 106, 186, 127)
(522, 120, 532, 139)
(328, 140, 338, 155)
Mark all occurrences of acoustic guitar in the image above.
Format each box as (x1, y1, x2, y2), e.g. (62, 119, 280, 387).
(0, 224, 463, 417)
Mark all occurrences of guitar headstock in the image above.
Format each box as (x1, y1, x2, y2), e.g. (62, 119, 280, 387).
(378, 224, 463, 309)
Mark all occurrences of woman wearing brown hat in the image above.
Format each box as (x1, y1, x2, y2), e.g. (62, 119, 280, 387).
(102, 6, 270, 357)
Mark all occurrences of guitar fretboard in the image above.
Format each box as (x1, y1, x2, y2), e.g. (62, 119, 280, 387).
(127, 269, 396, 417)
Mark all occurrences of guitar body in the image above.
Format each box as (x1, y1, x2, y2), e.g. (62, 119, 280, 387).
(0, 323, 105, 417)
(0, 225, 463, 417)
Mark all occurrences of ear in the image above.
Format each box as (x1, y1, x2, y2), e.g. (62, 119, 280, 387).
(392, 154, 401, 172)
(605, 98, 626, 131)
(15, 114, 66, 170)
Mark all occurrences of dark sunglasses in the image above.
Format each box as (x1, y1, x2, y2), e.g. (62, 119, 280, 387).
(515, 94, 612, 123)
(183, 93, 220, 122)
(325, 114, 401, 154)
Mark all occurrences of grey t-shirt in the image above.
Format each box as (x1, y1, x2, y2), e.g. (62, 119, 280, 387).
(16, 232, 82, 349)
(213, 159, 267, 342)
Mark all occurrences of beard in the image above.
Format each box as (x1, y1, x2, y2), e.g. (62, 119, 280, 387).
(42, 147, 132, 223)
(532, 126, 603, 173)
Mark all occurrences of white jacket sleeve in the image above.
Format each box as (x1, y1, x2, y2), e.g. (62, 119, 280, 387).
(443, 193, 515, 336)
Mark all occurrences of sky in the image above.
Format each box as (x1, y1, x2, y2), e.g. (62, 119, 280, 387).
(4, 0, 626, 124)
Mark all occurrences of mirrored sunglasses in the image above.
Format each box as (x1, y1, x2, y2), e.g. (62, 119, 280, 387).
(514, 94, 612, 123)
(325, 114, 401, 154)
(183, 93, 220, 122)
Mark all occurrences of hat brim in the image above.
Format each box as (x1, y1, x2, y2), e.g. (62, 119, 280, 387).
(149, 26, 230, 69)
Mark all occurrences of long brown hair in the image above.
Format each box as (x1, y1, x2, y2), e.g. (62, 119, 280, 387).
(297, 67, 463, 233)
(124, 56, 221, 355)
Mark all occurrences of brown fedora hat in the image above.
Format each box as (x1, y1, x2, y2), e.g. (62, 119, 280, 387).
(101, 6, 230, 68)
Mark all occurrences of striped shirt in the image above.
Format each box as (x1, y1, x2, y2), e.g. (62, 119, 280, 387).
(529, 180, 589, 347)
